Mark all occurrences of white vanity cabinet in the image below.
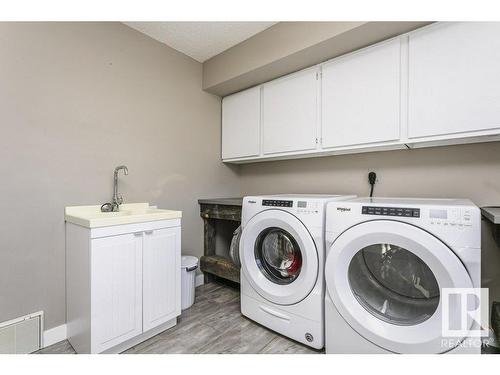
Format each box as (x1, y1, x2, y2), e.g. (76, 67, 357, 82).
(66, 212, 181, 354)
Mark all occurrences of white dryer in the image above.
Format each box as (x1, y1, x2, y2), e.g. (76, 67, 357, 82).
(239, 194, 355, 349)
(325, 198, 481, 354)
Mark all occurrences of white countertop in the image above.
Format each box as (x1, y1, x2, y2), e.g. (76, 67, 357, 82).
(65, 202, 182, 228)
(481, 206, 500, 224)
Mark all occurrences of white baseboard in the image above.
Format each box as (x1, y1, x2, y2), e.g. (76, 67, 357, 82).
(43, 324, 67, 348)
(195, 273, 204, 287)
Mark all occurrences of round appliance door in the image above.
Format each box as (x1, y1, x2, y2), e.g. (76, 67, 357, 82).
(325, 220, 474, 354)
(240, 210, 319, 305)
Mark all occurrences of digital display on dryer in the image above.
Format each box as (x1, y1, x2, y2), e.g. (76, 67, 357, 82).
(429, 209, 447, 219)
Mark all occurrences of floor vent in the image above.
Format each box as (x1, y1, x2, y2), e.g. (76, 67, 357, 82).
(0, 311, 43, 354)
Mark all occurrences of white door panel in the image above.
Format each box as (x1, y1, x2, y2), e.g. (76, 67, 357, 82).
(222, 87, 261, 159)
(143, 227, 181, 332)
(408, 22, 500, 138)
(91, 233, 142, 353)
(263, 68, 318, 154)
(322, 38, 401, 148)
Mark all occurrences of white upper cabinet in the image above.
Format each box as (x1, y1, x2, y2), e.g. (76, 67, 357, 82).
(220, 22, 500, 163)
(408, 22, 500, 139)
(321, 38, 401, 148)
(262, 68, 319, 154)
(222, 86, 261, 159)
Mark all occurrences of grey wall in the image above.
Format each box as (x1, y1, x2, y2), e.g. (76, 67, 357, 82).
(238, 142, 500, 303)
(0, 22, 240, 329)
(238, 142, 500, 207)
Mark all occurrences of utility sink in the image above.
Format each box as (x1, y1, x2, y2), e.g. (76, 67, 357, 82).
(65, 203, 182, 228)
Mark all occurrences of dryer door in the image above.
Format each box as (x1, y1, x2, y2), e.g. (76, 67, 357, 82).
(325, 220, 474, 353)
(240, 209, 319, 305)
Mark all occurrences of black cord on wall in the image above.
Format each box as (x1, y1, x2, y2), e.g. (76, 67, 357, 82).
(368, 172, 377, 198)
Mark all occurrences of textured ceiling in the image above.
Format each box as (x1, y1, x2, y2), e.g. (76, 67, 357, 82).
(124, 22, 277, 62)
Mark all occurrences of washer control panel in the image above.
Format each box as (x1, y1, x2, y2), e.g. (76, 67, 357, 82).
(262, 199, 320, 214)
(262, 199, 293, 208)
(362, 206, 420, 218)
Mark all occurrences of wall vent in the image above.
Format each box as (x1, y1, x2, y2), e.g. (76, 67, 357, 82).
(0, 311, 43, 354)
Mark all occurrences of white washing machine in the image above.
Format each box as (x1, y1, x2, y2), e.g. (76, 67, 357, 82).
(239, 194, 356, 349)
(324, 198, 482, 354)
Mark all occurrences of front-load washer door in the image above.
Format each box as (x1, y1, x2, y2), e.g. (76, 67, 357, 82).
(325, 220, 474, 354)
(240, 209, 319, 305)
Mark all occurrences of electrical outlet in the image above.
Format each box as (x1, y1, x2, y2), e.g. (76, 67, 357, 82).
(367, 170, 380, 183)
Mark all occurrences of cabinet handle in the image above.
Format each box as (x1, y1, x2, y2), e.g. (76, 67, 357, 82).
(144, 230, 154, 235)
(133, 232, 143, 237)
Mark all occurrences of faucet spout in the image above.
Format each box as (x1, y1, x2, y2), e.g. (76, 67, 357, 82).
(115, 165, 128, 176)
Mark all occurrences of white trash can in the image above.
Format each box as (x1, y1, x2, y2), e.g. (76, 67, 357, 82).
(181, 256, 198, 310)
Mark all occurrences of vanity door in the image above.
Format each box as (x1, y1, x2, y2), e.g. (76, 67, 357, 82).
(142, 226, 181, 331)
(90, 233, 143, 353)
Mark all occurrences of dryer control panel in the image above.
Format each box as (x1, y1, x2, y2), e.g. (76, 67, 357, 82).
(362, 206, 420, 218)
(360, 205, 474, 228)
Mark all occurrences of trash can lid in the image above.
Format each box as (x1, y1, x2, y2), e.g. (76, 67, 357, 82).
(181, 255, 198, 269)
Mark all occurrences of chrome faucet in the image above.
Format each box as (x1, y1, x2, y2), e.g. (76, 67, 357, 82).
(111, 165, 128, 211)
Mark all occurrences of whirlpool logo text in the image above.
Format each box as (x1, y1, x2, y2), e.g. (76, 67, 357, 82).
(336, 207, 351, 212)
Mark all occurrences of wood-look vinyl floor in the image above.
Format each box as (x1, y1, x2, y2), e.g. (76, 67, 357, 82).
(36, 281, 321, 354)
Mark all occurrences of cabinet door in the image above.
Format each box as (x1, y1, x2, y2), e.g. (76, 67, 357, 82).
(222, 87, 261, 160)
(143, 227, 181, 332)
(408, 22, 500, 139)
(91, 233, 142, 353)
(262, 68, 319, 154)
(321, 38, 401, 148)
